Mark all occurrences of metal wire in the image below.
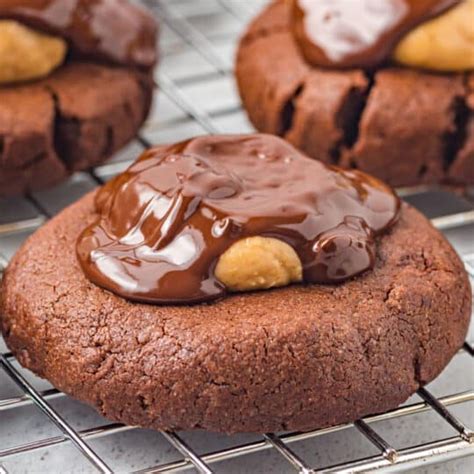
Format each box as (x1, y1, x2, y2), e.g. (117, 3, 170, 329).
(0, 423, 132, 459)
(464, 342, 474, 357)
(157, 72, 220, 134)
(431, 210, 474, 231)
(318, 437, 474, 473)
(0, 355, 113, 474)
(263, 433, 314, 473)
(161, 432, 214, 474)
(0, 1, 473, 473)
(0, 387, 62, 412)
(353, 420, 398, 463)
(0, 255, 7, 275)
(417, 388, 474, 443)
(149, 1, 230, 73)
(125, 390, 474, 473)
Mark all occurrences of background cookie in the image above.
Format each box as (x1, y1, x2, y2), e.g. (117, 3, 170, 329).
(0, 63, 153, 197)
(235, 1, 474, 187)
(1, 192, 470, 433)
(0, 0, 157, 197)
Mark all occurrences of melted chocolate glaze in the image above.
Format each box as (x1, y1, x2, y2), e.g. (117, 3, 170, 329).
(292, 0, 460, 69)
(77, 134, 401, 304)
(0, 0, 157, 68)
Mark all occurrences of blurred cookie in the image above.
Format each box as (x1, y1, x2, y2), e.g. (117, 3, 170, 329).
(235, 1, 474, 187)
(0, 0, 157, 197)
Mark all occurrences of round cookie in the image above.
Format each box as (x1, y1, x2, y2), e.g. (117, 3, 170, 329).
(235, 1, 474, 187)
(0, 192, 470, 433)
(0, 63, 153, 197)
(0, 0, 157, 197)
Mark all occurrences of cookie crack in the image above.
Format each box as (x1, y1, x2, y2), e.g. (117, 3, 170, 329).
(43, 84, 79, 173)
(331, 72, 375, 165)
(413, 354, 422, 385)
(335, 71, 376, 169)
(383, 284, 395, 303)
(279, 82, 305, 136)
(132, 71, 154, 122)
(442, 74, 471, 173)
(280, 70, 375, 167)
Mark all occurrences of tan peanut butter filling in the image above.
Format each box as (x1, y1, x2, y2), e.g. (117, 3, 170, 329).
(292, 0, 473, 71)
(394, 0, 474, 71)
(0, 0, 157, 85)
(0, 20, 66, 84)
(215, 236, 303, 292)
(76, 134, 401, 305)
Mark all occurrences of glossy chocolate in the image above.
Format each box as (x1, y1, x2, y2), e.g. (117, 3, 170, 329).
(77, 134, 401, 304)
(292, 0, 460, 69)
(0, 0, 157, 68)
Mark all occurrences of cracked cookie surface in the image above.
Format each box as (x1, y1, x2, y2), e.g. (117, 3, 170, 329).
(0, 62, 152, 197)
(235, 1, 474, 187)
(0, 191, 470, 433)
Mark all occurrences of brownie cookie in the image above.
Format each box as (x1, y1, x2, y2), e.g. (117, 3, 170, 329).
(0, 0, 157, 197)
(1, 193, 470, 433)
(0, 63, 152, 197)
(235, 1, 474, 187)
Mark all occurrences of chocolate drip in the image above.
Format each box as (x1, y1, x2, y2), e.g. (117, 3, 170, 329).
(292, 0, 460, 69)
(77, 134, 401, 304)
(0, 0, 157, 68)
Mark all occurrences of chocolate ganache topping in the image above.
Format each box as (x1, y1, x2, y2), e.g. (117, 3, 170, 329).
(77, 134, 401, 304)
(0, 0, 157, 68)
(292, 0, 460, 69)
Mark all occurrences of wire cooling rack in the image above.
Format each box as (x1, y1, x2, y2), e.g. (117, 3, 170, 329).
(0, 1, 473, 473)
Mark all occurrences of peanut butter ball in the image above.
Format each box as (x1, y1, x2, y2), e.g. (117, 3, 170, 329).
(215, 236, 303, 292)
(394, 0, 474, 71)
(0, 20, 67, 84)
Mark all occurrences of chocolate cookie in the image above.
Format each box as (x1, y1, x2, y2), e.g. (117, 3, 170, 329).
(0, 63, 153, 197)
(0, 0, 157, 197)
(235, 1, 474, 187)
(1, 193, 470, 433)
